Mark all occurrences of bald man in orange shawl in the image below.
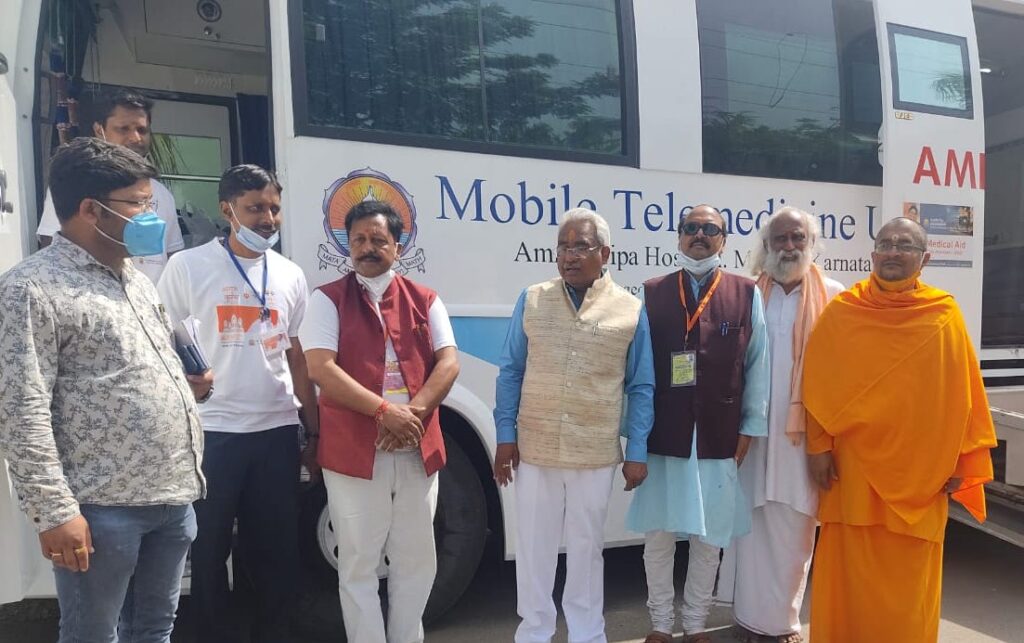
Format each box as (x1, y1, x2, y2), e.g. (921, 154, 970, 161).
(802, 218, 996, 643)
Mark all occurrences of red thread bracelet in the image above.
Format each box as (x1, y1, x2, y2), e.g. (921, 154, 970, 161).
(373, 400, 389, 424)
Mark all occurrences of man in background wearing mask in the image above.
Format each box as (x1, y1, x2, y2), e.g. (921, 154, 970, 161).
(301, 200, 459, 643)
(38, 89, 185, 284)
(627, 205, 769, 643)
(157, 165, 318, 642)
(0, 138, 209, 641)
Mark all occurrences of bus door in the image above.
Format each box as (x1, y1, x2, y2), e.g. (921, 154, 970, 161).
(872, 0, 987, 342)
(0, 0, 47, 605)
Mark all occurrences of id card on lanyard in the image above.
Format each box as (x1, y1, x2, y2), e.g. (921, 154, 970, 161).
(223, 238, 288, 359)
(672, 270, 721, 387)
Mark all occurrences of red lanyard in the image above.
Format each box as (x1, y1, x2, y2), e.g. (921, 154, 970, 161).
(678, 269, 722, 343)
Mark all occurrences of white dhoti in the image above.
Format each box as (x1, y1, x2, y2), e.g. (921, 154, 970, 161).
(514, 461, 616, 643)
(730, 501, 815, 636)
(323, 451, 439, 643)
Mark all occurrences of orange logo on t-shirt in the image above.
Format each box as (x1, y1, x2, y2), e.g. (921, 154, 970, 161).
(216, 305, 280, 346)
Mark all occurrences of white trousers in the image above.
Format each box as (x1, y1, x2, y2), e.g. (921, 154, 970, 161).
(732, 501, 816, 636)
(514, 461, 617, 643)
(643, 531, 721, 635)
(323, 451, 439, 643)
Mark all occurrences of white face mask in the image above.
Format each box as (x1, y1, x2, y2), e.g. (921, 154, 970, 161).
(356, 270, 395, 301)
(229, 203, 279, 254)
(678, 252, 721, 276)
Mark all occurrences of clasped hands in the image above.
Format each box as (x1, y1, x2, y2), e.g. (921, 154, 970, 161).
(809, 450, 962, 494)
(375, 402, 428, 451)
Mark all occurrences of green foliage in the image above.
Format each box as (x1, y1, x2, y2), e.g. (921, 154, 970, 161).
(301, 0, 623, 154)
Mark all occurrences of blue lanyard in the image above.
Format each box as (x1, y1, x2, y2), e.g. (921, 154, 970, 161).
(222, 238, 269, 320)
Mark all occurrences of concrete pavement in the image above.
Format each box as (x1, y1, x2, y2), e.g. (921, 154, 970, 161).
(0, 521, 1020, 642)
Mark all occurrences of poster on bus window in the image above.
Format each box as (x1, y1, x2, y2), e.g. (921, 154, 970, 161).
(903, 201, 974, 268)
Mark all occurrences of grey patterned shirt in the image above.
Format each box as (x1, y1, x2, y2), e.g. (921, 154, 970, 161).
(0, 234, 205, 532)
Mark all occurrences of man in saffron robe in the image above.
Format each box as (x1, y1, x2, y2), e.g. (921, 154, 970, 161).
(802, 217, 997, 643)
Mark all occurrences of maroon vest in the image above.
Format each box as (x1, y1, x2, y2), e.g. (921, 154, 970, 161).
(644, 269, 754, 459)
(316, 272, 446, 480)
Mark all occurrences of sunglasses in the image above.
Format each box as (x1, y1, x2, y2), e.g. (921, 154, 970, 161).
(681, 222, 724, 237)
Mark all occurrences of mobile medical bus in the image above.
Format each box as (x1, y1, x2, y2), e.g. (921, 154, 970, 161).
(1, 0, 1023, 634)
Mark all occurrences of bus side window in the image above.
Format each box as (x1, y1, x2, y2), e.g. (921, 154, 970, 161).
(696, 0, 883, 186)
(294, 0, 630, 159)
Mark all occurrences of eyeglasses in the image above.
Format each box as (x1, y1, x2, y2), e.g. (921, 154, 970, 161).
(556, 244, 601, 258)
(103, 197, 158, 211)
(681, 222, 724, 237)
(874, 241, 925, 254)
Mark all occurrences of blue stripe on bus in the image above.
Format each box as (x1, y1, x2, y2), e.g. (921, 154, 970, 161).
(450, 317, 510, 366)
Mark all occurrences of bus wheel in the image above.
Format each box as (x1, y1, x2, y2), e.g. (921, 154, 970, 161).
(292, 434, 488, 638)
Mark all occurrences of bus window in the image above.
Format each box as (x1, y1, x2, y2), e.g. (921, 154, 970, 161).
(697, 0, 882, 186)
(888, 24, 973, 118)
(293, 0, 629, 159)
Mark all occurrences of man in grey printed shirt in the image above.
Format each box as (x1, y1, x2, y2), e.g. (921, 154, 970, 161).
(0, 138, 210, 643)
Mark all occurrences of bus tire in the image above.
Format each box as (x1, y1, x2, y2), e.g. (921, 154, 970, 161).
(292, 432, 488, 638)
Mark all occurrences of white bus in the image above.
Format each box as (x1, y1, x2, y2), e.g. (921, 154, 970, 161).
(2, 0, 1023, 635)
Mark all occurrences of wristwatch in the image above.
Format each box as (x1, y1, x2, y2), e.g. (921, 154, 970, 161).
(197, 385, 214, 404)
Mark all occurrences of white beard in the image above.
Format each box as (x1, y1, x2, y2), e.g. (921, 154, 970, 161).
(766, 249, 812, 285)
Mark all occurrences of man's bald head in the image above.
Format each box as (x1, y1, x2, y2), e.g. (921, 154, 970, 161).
(877, 217, 928, 247)
(872, 217, 930, 283)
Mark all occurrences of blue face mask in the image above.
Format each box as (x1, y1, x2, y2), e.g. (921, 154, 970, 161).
(94, 200, 167, 257)
(229, 204, 279, 254)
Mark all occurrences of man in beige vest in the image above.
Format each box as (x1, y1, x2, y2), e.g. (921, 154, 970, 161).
(493, 208, 655, 643)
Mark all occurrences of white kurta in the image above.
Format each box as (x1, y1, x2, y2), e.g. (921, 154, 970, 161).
(720, 277, 844, 636)
(743, 277, 843, 516)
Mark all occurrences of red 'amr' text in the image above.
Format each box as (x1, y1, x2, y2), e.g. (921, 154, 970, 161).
(912, 146, 986, 189)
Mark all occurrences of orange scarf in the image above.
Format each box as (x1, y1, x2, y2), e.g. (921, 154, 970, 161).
(803, 274, 996, 524)
(756, 263, 830, 445)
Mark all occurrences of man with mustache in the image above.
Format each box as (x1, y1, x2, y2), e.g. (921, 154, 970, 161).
(301, 200, 459, 643)
(722, 207, 843, 643)
(38, 90, 184, 283)
(802, 218, 995, 642)
(493, 208, 654, 643)
(627, 205, 769, 643)
(157, 165, 318, 642)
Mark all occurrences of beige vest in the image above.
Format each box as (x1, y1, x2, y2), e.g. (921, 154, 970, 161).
(518, 272, 642, 469)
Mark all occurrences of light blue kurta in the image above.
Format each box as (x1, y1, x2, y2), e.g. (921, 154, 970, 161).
(625, 271, 770, 549)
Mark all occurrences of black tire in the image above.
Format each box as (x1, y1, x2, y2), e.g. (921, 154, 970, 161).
(291, 434, 489, 639)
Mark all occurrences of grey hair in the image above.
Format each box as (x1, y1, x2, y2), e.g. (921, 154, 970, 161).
(560, 207, 612, 247)
(749, 206, 821, 277)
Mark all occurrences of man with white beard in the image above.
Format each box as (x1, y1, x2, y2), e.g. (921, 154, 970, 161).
(726, 207, 844, 642)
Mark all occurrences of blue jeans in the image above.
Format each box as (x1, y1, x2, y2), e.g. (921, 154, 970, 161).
(54, 503, 197, 643)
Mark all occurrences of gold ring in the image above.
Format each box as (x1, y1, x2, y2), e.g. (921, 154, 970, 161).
(73, 546, 88, 554)
(502, 464, 512, 469)
(49, 552, 63, 558)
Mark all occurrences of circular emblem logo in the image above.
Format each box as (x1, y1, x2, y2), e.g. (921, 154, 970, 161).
(322, 168, 417, 258)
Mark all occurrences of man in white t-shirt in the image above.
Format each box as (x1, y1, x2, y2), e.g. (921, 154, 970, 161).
(300, 200, 460, 643)
(157, 165, 318, 643)
(38, 90, 184, 284)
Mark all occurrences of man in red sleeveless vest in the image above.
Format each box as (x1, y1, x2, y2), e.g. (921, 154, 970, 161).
(301, 200, 460, 643)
